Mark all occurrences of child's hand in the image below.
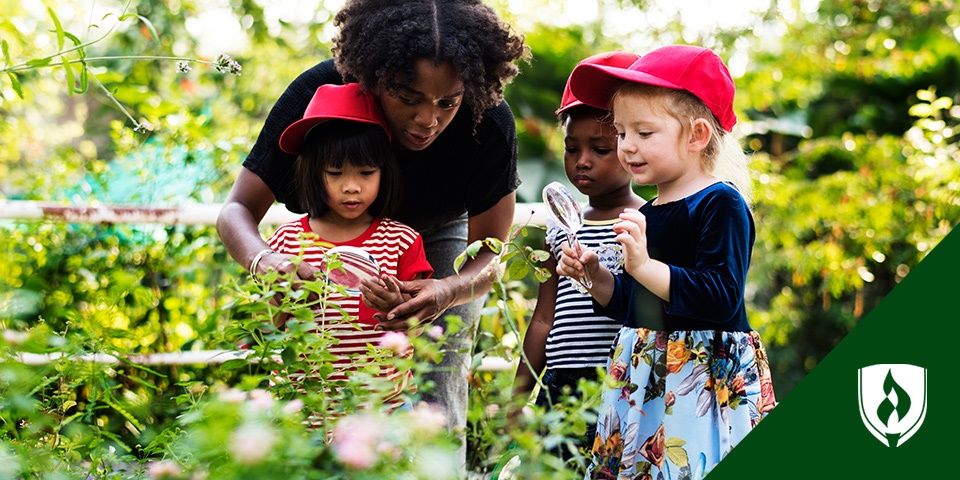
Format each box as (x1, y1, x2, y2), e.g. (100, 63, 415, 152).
(556, 240, 601, 285)
(359, 274, 404, 313)
(613, 208, 651, 278)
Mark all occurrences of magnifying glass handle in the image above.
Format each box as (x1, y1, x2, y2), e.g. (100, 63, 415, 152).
(567, 231, 593, 289)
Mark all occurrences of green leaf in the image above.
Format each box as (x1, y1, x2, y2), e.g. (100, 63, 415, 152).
(61, 59, 75, 96)
(453, 252, 467, 274)
(117, 357, 167, 378)
(281, 346, 297, 366)
(6, 72, 22, 98)
(465, 240, 482, 258)
(26, 58, 53, 68)
(530, 249, 551, 262)
(484, 237, 504, 254)
(47, 6, 65, 51)
(570, 416, 587, 435)
(102, 395, 144, 433)
(500, 249, 519, 262)
(533, 267, 552, 283)
(63, 31, 83, 48)
(1, 40, 9, 66)
(75, 63, 88, 94)
(135, 14, 160, 43)
(506, 258, 529, 280)
(219, 358, 249, 372)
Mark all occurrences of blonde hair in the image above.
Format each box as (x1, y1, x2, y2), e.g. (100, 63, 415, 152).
(612, 83, 752, 203)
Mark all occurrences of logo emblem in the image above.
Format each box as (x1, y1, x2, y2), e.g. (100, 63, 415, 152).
(857, 364, 927, 447)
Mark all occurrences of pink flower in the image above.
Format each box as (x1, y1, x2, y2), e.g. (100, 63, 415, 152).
(379, 331, 411, 353)
(147, 460, 181, 479)
(408, 402, 448, 436)
(229, 423, 277, 465)
(332, 414, 384, 470)
(219, 388, 247, 404)
(282, 398, 304, 415)
(2, 330, 29, 345)
(427, 325, 444, 340)
(247, 389, 275, 410)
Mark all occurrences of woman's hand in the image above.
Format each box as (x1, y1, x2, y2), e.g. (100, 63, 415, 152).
(373, 278, 457, 331)
(255, 251, 320, 282)
(252, 252, 323, 304)
(359, 274, 404, 313)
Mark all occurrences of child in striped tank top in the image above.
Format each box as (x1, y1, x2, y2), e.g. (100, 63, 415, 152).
(512, 51, 646, 465)
(263, 83, 433, 424)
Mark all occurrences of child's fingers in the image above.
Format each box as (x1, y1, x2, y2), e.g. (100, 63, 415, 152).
(380, 275, 402, 294)
(555, 250, 585, 279)
(359, 282, 388, 308)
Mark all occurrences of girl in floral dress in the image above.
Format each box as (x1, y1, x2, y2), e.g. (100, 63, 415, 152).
(557, 45, 777, 479)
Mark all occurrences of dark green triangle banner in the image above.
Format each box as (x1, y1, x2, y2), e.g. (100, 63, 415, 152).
(708, 226, 958, 479)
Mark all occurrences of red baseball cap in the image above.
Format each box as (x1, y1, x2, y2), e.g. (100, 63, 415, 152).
(569, 45, 737, 132)
(279, 83, 392, 154)
(556, 50, 641, 115)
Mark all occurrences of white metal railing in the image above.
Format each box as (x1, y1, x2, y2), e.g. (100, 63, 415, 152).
(0, 200, 548, 227)
(13, 350, 517, 371)
(2, 200, 543, 372)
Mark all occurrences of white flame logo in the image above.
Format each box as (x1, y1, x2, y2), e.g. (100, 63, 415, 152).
(857, 364, 927, 447)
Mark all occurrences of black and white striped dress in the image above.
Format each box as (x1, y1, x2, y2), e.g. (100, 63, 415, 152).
(545, 217, 624, 369)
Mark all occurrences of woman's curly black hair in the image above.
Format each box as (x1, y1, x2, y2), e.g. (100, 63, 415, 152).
(332, 0, 529, 129)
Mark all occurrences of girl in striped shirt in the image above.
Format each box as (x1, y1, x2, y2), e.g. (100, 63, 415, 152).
(263, 83, 433, 421)
(513, 51, 646, 463)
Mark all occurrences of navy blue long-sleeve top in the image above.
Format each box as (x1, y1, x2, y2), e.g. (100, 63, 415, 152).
(595, 182, 755, 332)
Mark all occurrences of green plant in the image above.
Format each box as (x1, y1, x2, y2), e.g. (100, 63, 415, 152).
(1, 0, 240, 134)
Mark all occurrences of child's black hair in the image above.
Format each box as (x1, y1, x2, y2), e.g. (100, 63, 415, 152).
(294, 120, 401, 219)
(332, 0, 529, 130)
(558, 104, 612, 128)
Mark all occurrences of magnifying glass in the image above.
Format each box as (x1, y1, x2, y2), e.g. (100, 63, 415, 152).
(321, 246, 381, 294)
(490, 441, 522, 480)
(542, 181, 592, 289)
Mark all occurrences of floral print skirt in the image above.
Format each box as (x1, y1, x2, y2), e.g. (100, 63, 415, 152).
(587, 328, 776, 480)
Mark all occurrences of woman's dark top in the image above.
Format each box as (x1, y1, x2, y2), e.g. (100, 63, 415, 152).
(243, 59, 521, 232)
(596, 182, 755, 332)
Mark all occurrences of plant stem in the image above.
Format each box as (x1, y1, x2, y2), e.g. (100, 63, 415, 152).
(87, 72, 142, 132)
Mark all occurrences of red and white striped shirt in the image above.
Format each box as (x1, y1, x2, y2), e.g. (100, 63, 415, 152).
(267, 216, 433, 418)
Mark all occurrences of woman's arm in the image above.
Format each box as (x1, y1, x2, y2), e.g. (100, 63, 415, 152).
(377, 192, 516, 329)
(217, 167, 318, 280)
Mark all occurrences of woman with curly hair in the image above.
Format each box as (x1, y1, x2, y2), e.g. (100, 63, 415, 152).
(217, 0, 528, 465)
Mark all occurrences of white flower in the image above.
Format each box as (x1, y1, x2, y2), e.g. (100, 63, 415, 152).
(215, 53, 242, 75)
